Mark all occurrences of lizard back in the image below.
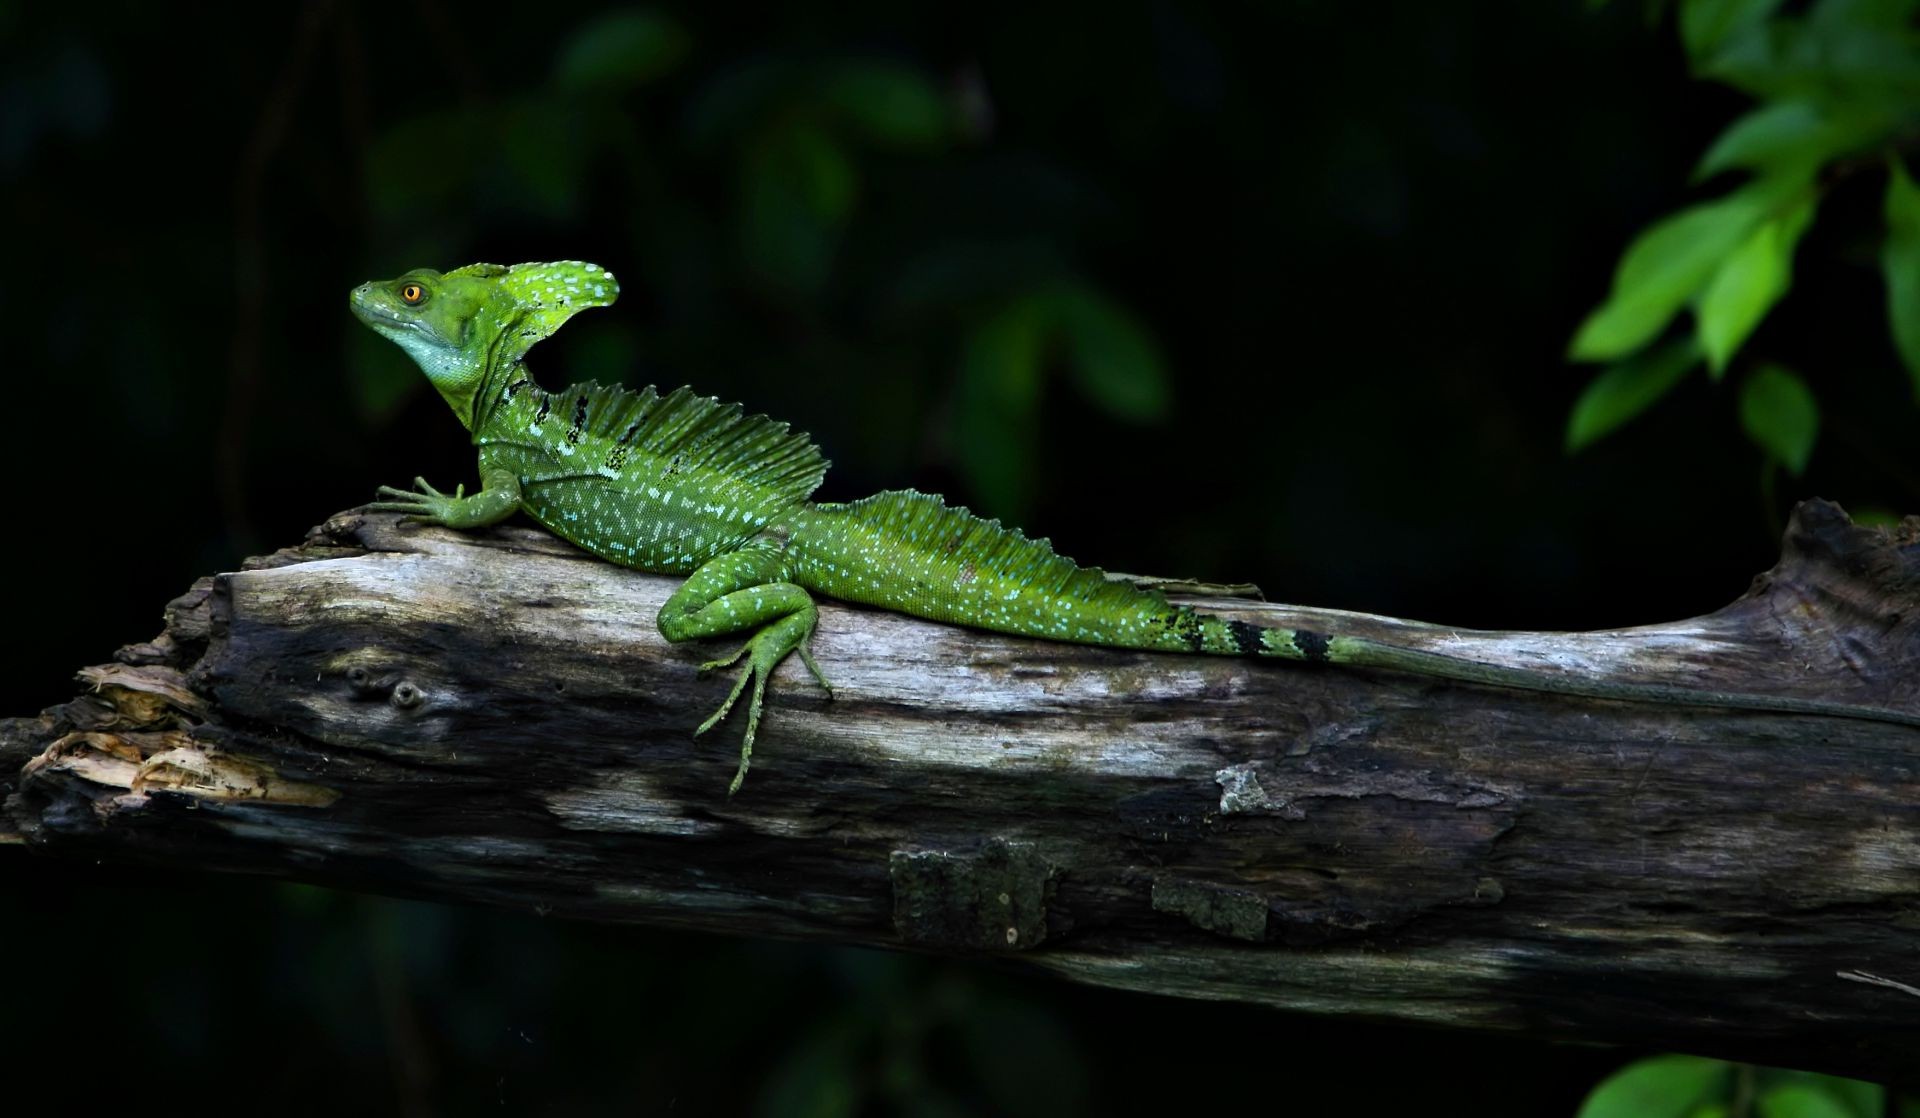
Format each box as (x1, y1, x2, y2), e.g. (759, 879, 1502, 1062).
(786, 489, 1284, 655)
(478, 378, 827, 574)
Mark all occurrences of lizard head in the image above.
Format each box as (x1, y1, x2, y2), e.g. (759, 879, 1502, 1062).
(350, 261, 619, 428)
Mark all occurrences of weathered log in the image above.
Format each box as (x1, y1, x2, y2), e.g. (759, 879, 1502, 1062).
(3, 500, 1918, 1080)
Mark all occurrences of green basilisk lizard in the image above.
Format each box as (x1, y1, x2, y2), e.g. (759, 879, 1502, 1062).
(353, 260, 1920, 792)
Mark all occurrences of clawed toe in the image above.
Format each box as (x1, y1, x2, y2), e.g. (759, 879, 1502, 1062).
(698, 643, 751, 674)
(796, 643, 833, 699)
(695, 660, 754, 736)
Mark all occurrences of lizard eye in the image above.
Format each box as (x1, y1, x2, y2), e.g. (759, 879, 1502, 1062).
(400, 283, 426, 305)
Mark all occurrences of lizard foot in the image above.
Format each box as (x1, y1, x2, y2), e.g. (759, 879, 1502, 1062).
(369, 477, 467, 526)
(694, 620, 832, 794)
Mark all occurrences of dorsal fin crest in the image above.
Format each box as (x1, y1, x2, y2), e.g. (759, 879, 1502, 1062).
(558, 381, 828, 504)
(835, 489, 1167, 611)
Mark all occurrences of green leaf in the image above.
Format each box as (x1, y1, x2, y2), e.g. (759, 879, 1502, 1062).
(1679, 0, 1785, 63)
(1739, 363, 1820, 474)
(1566, 336, 1703, 451)
(955, 299, 1047, 519)
(1696, 102, 1822, 180)
(1577, 1055, 1732, 1118)
(821, 62, 951, 147)
(1883, 156, 1920, 400)
(1757, 1084, 1862, 1118)
(553, 8, 689, 92)
(1703, 1, 1920, 100)
(1756, 1071, 1883, 1118)
(1045, 285, 1169, 422)
(1693, 100, 1886, 181)
(1569, 190, 1771, 362)
(1697, 191, 1815, 373)
(1848, 505, 1903, 528)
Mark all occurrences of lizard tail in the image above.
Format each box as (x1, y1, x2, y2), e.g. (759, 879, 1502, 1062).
(791, 494, 1920, 731)
(1237, 620, 1920, 731)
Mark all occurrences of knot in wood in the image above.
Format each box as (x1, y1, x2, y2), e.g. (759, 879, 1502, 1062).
(390, 681, 424, 710)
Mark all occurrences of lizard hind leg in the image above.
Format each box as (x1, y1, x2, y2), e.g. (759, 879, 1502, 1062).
(693, 608, 822, 794)
(657, 541, 832, 794)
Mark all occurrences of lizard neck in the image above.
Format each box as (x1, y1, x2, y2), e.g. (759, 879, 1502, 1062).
(467, 353, 529, 435)
(466, 313, 548, 434)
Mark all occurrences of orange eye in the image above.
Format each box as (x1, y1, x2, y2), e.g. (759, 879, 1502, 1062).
(400, 283, 425, 304)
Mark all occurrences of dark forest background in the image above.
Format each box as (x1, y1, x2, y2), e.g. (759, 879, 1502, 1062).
(4, 1, 1916, 1113)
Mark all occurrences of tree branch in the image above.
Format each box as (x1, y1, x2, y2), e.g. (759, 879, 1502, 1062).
(5, 500, 1918, 1081)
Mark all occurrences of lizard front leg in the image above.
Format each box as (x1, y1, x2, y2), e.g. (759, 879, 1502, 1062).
(370, 465, 523, 529)
(657, 537, 833, 794)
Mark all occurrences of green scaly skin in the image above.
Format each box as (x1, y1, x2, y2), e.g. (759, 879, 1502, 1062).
(353, 261, 1920, 793)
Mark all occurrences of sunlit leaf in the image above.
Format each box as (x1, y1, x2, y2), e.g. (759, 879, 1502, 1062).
(1757, 1084, 1863, 1118)
(1697, 191, 1815, 373)
(1693, 100, 1886, 181)
(1883, 156, 1920, 400)
(1757, 1070, 1884, 1118)
(1566, 336, 1702, 451)
(1812, 1073, 1883, 1118)
(822, 61, 951, 147)
(955, 299, 1046, 519)
(1577, 1055, 1732, 1118)
(1569, 191, 1770, 362)
(1739, 363, 1819, 473)
(1046, 284, 1169, 422)
(1679, 0, 1785, 64)
(553, 8, 689, 92)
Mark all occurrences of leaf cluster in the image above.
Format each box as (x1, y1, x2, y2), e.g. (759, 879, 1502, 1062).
(1568, 0, 1920, 479)
(1577, 1055, 1914, 1118)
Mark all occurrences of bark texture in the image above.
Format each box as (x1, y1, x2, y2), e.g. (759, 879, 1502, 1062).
(4, 500, 1918, 1080)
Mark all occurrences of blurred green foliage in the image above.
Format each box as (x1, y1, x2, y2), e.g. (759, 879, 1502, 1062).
(1569, 0, 1920, 482)
(6, 1, 1920, 1113)
(1577, 1055, 1910, 1118)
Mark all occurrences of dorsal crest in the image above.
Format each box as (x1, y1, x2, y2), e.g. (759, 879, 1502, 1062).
(546, 381, 828, 507)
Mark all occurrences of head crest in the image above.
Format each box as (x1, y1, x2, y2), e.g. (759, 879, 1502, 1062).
(452, 260, 620, 365)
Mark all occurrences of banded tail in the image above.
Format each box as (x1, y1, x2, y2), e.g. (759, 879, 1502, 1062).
(786, 489, 1920, 732)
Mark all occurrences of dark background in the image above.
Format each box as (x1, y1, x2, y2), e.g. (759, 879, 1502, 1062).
(3, 1, 1914, 1113)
